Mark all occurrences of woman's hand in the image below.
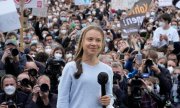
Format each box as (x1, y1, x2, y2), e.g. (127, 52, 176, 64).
(100, 95, 110, 106)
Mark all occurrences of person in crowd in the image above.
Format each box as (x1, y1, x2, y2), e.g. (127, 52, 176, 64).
(57, 25, 113, 108)
(17, 72, 32, 95)
(25, 75, 57, 108)
(45, 46, 66, 93)
(0, 33, 5, 51)
(152, 13, 179, 49)
(0, 39, 27, 76)
(0, 74, 28, 108)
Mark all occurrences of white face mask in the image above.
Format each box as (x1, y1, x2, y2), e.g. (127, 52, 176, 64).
(54, 53, 62, 60)
(117, 23, 120, 27)
(48, 16, 53, 19)
(88, 18, 92, 22)
(53, 29, 58, 32)
(31, 40, 38, 44)
(53, 18, 58, 23)
(159, 21, 165, 27)
(4, 85, 16, 95)
(66, 53, 73, 58)
(167, 66, 174, 74)
(149, 18, 154, 23)
(151, 12, 155, 16)
(92, 11, 96, 15)
(43, 34, 47, 38)
(45, 48, 52, 54)
(106, 38, 111, 42)
(104, 46, 109, 52)
(147, 86, 153, 92)
(61, 30, 67, 34)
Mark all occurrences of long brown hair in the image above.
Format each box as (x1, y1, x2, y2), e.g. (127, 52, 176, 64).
(74, 25, 105, 79)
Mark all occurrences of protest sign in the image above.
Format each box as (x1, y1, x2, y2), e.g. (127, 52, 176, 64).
(120, 0, 152, 36)
(0, 0, 21, 32)
(158, 0, 172, 7)
(111, 0, 139, 10)
(14, 0, 44, 8)
(32, 0, 48, 17)
(32, 7, 48, 17)
(74, 0, 91, 5)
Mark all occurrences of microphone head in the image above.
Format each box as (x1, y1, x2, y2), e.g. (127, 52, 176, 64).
(98, 72, 108, 85)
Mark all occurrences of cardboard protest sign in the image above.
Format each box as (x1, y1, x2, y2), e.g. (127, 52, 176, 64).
(14, 0, 44, 8)
(0, 0, 21, 32)
(120, 0, 152, 36)
(111, 0, 139, 10)
(158, 0, 172, 7)
(74, 0, 91, 5)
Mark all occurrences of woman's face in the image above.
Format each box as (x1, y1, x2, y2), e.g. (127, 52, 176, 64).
(54, 49, 62, 55)
(82, 29, 104, 56)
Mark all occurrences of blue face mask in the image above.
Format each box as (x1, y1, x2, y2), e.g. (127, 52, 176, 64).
(158, 63, 165, 68)
(172, 25, 177, 29)
(81, 24, 87, 28)
(60, 17, 66, 22)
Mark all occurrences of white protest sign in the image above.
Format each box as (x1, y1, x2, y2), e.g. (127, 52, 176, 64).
(176, 1, 180, 8)
(158, 0, 172, 7)
(111, 0, 139, 10)
(0, 0, 21, 32)
(32, 7, 48, 17)
(14, 0, 44, 8)
(74, 0, 91, 5)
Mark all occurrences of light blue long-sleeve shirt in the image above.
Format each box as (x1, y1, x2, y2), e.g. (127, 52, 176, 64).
(57, 61, 113, 108)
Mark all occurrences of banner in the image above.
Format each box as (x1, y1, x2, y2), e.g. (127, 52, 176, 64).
(14, 0, 44, 8)
(111, 0, 139, 10)
(0, 0, 21, 32)
(120, 0, 152, 36)
(158, 0, 172, 7)
(74, 0, 91, 5)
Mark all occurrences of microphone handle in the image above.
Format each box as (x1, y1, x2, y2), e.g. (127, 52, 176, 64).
(102, 84, 106, 108)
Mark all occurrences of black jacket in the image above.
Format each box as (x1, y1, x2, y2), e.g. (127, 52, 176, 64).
(0, 91, 28, 108)
(155, 66, 172, 96)
(25, 93, 57, 108)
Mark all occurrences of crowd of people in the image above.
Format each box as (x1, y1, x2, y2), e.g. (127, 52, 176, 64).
(0, 0, 180, 108)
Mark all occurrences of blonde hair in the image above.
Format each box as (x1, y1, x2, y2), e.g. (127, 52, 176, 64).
(74, 25, 105, 79)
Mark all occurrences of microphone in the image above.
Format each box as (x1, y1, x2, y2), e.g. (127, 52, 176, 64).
(98, 72, 109, 108)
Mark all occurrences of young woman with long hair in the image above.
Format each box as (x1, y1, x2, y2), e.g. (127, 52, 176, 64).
(57, 25, 113, 108)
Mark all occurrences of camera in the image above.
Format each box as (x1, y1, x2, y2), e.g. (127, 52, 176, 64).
(129, 73, 150, 101)
(113, 73, 121, 84)
(6, 99, 16, 108)
(40, 83, 49, 92)
(46, 58, 65, 76)
(10, 48, 19, 56)
(28, 68, 37, 77)
(20, 78, 30, 87)
(145, 59, 154, 67)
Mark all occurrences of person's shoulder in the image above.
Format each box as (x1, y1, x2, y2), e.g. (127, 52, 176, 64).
(99, 62, 112, 71)
(64, 61, 77, 70)
(65, 61, 76, 66)
(155, 27, 162, 31)
(17, 91, 28, 97)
